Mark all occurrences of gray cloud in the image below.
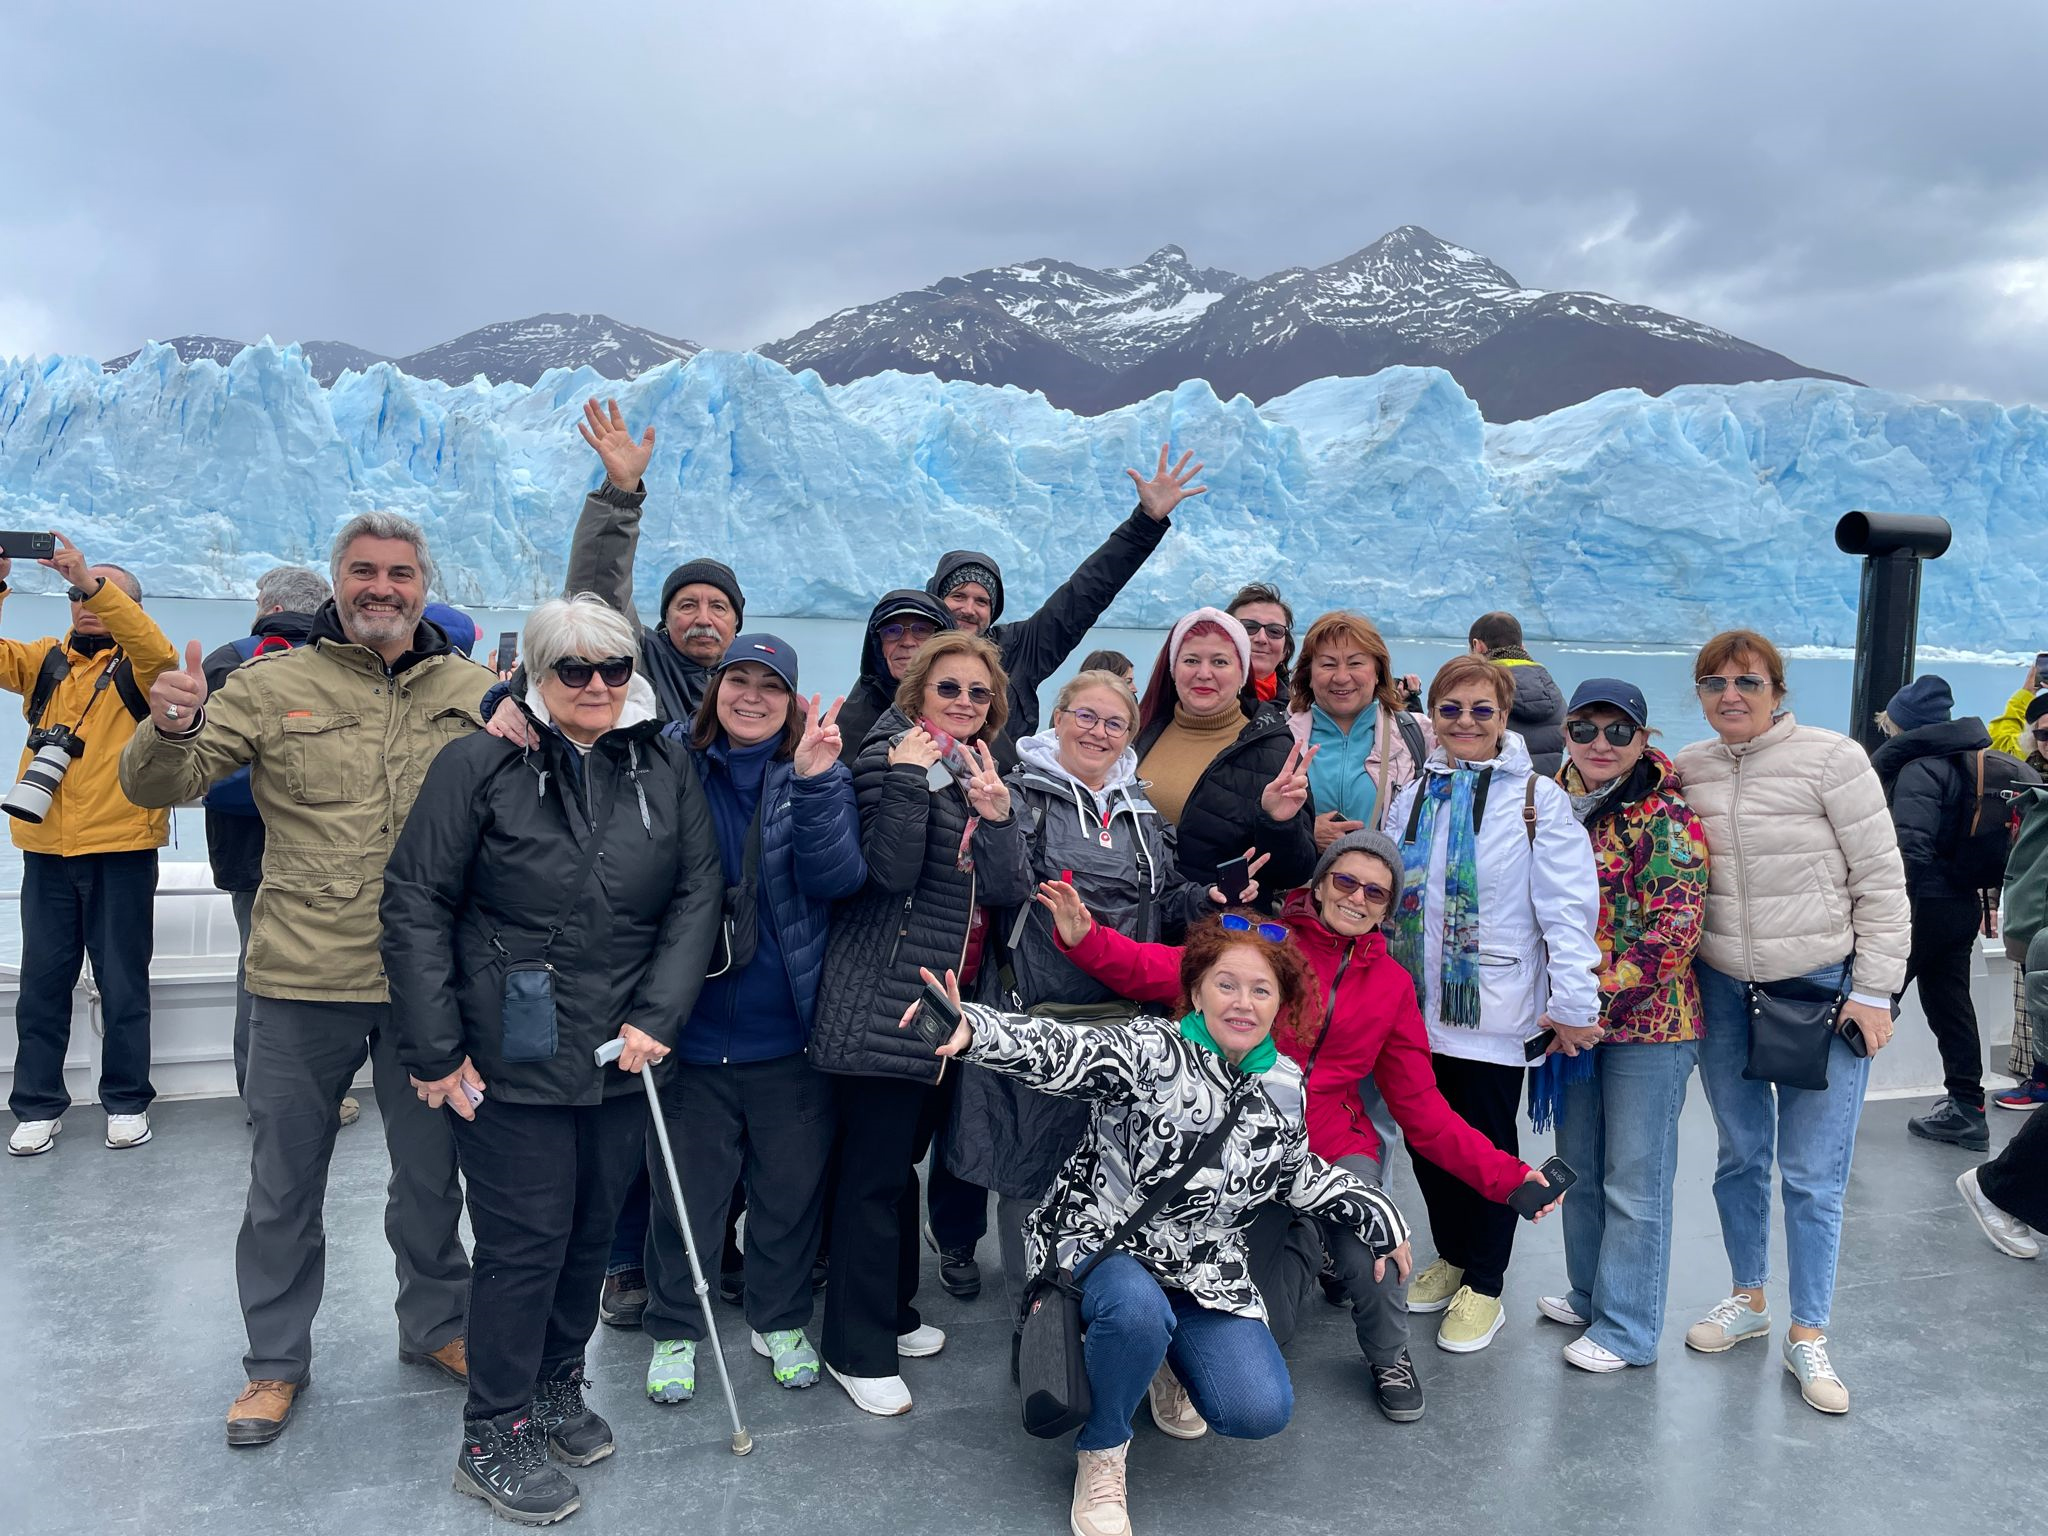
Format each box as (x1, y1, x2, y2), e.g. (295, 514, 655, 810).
(5, 0, 2045, 403)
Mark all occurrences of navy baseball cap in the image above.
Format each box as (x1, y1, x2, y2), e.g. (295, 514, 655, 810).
(718, 632, 799, 691)
(1566, 677, 1648, 727)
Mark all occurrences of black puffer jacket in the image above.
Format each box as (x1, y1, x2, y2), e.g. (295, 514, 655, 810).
(835, 589, 955, 769)
(1499, 658, 1567, 777)
(382, 692, 725, 1106)
(809, 708, 1035, 1084)
(1131, 704, 1318, 903)
(1872, 717, 1993, 900)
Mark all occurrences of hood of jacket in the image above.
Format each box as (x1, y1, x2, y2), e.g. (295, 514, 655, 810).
(1278, 887, 1391, 967)
(927, 549, 1007, 628)
(251, 609, 318, 646)
(1870, 716, 1991, 787)
(1421, 730, 1535, 781)
(857, 588, 954, 701)
(1015, 728, 1141, 805)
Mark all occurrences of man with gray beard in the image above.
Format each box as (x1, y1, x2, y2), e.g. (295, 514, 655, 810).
(121, 512, 492, 1449)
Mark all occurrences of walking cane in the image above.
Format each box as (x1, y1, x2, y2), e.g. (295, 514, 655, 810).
(594, 1037, 754, 1456)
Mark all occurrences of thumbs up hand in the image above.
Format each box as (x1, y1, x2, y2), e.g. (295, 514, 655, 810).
(150, 639, 209, 734)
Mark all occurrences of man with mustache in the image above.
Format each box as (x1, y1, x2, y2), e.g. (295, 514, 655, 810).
(121, 512, 490, 1449)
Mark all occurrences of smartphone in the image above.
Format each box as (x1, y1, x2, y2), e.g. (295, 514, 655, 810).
(911, 980, 961, 1050)
(2035, 652, 2048, 674)
(460, 1080, 485, 1107)
(0, 531, 56, 560)
(1522, 1027, 1557, 1063)
(493, 631, 518, 674)
(1507, 1155, 1578, 1220)
(1215, 854, 1253, 903)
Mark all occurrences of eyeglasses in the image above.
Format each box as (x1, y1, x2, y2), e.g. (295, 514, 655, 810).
(878, 620, 938, 646)
(1059, 706, 1130, 739)
(1220, 912, 1289, 943)
(1567, 719, 1642, 746)
(551, 656, 634, 689)
(1324, 872, 1391, 903)
(1695, 674, 1771, 697)
(2032, 727, 2048, 742)
(1435, 702, 1498, 722)
(932, 678, 995, 705)
(1240, 621, 1291, 642)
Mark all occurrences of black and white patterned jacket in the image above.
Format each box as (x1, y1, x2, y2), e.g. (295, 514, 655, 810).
(958, 1005, 1409, 1320)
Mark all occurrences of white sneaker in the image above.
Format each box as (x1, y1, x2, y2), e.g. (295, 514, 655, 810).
(1537, 1294, 1589, 1326)
(1957, 1167, 2042, 1259)
(1563, 1336, 1629, 1373)
(105, 1112, 152, 1149)
(826, 1365, 912, 1416)
(896, 1323, 946, 1358)
(7, 1119, 59, 1156)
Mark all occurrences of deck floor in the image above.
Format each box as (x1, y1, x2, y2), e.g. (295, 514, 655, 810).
(6, 1051, 2042, 1535)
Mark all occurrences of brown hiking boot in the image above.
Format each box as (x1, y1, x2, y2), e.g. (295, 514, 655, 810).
(227, 1379, 302, 1447)
(401, 1335, 468, 1382)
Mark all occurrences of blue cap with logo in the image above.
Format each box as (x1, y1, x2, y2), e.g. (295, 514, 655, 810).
(1566, 676, 1648, 727)
(718, 632, 799, 691)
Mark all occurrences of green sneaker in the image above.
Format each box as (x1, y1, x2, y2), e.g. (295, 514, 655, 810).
(1406, 1258, 1465, 1314)
(1435, 1286, 1505, 1354)
(751, 1328, 821, 1389)
(646, 1338, 696, 1403)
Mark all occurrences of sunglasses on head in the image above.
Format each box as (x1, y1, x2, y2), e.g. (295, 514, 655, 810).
(1567, 719, 1642, 746)
(1060, 706, 1130, 739)
(1220, 912, 1289, 943)
(878, 619, 938, 646)
(932, 678, 994, 705)
(551, 656, 634, 689)
(1325, 871, 1391, 903)
(1435, 702, 1498, 722)
(1695, 674, 1771, 697)
(1239, 621, 1291, 642)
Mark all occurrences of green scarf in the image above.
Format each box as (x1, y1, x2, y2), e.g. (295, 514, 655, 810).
(1179, 1011, 1278, 1075)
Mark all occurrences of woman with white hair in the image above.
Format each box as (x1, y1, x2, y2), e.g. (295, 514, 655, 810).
(383, 593, 724, 1525)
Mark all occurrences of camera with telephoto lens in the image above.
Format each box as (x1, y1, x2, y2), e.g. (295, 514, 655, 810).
(2, 724, 86, 824)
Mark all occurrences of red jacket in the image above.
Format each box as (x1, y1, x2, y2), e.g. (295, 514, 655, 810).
(1061, 890, 1529, 1202)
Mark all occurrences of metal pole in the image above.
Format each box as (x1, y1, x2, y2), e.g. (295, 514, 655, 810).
(1834, 512, 1952, 756)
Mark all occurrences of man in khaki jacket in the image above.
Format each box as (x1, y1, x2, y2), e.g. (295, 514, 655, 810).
(121, 511, 491, 1449)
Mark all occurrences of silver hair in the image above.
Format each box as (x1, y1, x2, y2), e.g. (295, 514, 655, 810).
(523, 593, 640, 678)
(253, 564, 331, 617)
(329, 511, 435, 592)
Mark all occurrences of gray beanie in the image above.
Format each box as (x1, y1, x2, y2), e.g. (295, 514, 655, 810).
(1309, 828, 1403, 890)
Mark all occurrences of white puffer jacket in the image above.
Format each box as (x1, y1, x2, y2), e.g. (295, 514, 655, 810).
(1675, 713, 1909, 994)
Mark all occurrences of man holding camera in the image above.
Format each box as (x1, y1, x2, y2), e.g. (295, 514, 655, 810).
(1, 533, 178, 1158)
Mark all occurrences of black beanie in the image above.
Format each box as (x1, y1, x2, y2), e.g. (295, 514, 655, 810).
(660, 559, 745, 626)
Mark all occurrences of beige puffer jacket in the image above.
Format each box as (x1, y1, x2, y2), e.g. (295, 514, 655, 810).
(1675, 712, 1909, 994)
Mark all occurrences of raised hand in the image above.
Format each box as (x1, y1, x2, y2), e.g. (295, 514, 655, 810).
(41, 530, 89, 589)
(793, 694, 846, 778)
(1260, 741, 1317, 821)
(1035, 879, 1095, 947)
(1314, 810, 1365, 851)
(1210, 849, 1271, 907)
(963, 739, 1011, 820)
(150, 639, 209, 733)
(577, 397, 656, 492)
(888, 724, 943, 770)
(1126, 445, 1209, 523)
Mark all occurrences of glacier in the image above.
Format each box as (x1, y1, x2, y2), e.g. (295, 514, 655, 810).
(0, 341, 2040, 649)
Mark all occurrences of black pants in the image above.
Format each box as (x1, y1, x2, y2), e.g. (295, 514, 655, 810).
(1409, 1054, 1522, 1298)
(644, 1054, 835, 1342)
(1901, 894, 1985, 1106)
(1978, 1108, 2048, 1229)
(1245, 1204, 1324, 1347)
(452, 1093, 646, 1420)
(10, 849, 157, 1120)
(823, 1072, 947, 1376)
(924, 1067, 989, 1250)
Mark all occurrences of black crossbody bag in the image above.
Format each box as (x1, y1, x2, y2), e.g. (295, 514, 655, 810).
(496, 790, 612, 1063)
(1740, 975, 1847, 1091)
(1016, 1097, 1247, 1439)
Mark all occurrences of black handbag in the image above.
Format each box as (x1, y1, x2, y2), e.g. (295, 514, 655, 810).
(1741, 974, 1847, 1091)
(494, 788, 612, 1063)
(1016, 1097, 1247, 1439)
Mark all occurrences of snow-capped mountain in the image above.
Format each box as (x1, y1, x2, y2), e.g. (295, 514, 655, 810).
(104, 335, 255, 372)
(104, 335, 391, 385)
(393, 313, 700, 386)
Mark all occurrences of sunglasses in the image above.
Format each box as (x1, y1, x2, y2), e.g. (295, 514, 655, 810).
(932, 678, 995, 705)
(1435, 702, 1498, 722)
(1240, 621, 1291, 642)
(1324, 872, 1391, 903)
(878, 620, 938, 646)
(1567, 719, 1642, 746)
(1060, 706, 1130, 739)
(1695, 674, 1771, 697)
(551, 656, 634, 689)
(2033, 727, 2048, 743)
(1220, 912, 1289, 943)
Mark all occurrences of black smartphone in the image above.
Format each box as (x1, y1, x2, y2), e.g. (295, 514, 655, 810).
(1507, 1155, 1578, 1220)
(2035, 652, 2048, 675)
(493, 631, 518, 674)
(0, 531, 56, 560)
(1215, 854, 1253, 903)
(911, 980, 961, 1050)
(1522, 1027, 1557, 1063)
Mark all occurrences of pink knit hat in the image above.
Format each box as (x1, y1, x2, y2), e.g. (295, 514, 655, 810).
(1168, 606, 1252, 679)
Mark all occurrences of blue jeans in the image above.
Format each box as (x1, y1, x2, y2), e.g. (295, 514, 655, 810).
(1076, 1254, 1293, 1452)
(1696, 959, 1869, 1329)
(1555, 1039, 1698, 1363)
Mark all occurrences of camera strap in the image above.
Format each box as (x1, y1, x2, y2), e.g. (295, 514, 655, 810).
(26, 645, 148, 731)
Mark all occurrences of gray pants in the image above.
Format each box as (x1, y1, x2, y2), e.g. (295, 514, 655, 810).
(238, 995, 469, 1383)
(996, 1192, 1038, 1326)
(1324, 1151, 1409, 1366)
(230, 890, 256, 1102)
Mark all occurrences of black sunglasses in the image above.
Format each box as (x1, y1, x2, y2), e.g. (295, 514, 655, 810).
(1239, 620, 1291, 642)
(1567, 719, 1642, 746)
(932, 678, 995, 705)
(878, 620, 938, 646)
(551, 656, 634, 689)
(1325, 872, 1391, 903)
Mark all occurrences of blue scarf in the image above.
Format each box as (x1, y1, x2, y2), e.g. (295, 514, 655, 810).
(1388, 766, 1483, 1028)
(1526, 1046, 1596, 1134)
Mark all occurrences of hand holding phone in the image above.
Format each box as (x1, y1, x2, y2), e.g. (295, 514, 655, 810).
(1507, 1155, 1577, 1220)
(493, 631, 518, 676)
(1523, 1028, 1557, 1063)
(909, 978, 962, 1051)
(1214, 854, 1254, 904)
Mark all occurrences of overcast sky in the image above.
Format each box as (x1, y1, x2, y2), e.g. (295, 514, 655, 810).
(5, 0, 2045, 403)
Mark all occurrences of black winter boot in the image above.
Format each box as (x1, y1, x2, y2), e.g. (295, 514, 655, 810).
(1908, 1097, 1990, 1151)
(534, 1364, 615, 1466)
(455, 1410, 581, 1525)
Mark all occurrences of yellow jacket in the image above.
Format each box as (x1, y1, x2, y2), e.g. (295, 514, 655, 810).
(0, 581, 177, 856)
(1990, 685, 2038, 757)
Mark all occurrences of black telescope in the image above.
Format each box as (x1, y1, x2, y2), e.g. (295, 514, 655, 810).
(1835, 511, 1952, 753)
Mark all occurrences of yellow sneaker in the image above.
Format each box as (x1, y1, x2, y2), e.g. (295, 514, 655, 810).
(1435, 1287, 1506, 1354)
(1406, 1258, 1465, 1314)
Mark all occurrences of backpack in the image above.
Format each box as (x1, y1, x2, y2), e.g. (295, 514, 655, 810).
(26, 646, 149, 730)
(1949, 748, 2044, 890)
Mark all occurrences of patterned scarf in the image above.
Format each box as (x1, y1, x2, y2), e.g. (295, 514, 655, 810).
(1389, 765, 1484, 1028)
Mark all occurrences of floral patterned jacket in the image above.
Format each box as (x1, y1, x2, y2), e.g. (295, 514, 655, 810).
(1561, 748, 1709, 1043)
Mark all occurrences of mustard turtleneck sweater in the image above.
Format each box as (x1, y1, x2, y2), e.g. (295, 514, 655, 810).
(1139, 702, 1247, 825)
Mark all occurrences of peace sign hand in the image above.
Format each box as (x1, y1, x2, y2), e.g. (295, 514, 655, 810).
(793, 694, 846, 778)
(577, 397, 655, 492)
(963, 739, 1012, 821)
(150, 639, 209, 734)
(1260, 741, 1317, 821)
(1126, 445, 1209, 523)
